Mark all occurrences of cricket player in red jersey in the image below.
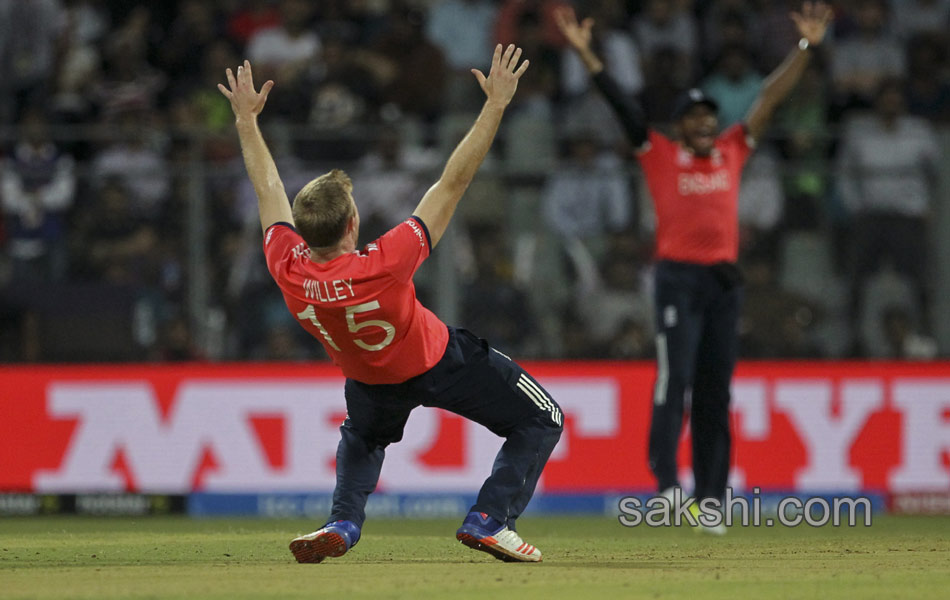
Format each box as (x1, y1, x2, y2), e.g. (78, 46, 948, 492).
(218, 46, 561, 563)
(557, 3, 832, 533)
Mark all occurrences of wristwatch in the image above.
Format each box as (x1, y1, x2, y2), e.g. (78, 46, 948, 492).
(799, 38, 811, 51)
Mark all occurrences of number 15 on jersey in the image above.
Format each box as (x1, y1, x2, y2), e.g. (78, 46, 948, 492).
(296, 300, 396, 352)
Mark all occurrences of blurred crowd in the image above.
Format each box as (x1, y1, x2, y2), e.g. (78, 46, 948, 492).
(0, 0, 948, 363)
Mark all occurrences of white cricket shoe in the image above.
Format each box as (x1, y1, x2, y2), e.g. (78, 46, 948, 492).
(456, 511, 542, 563)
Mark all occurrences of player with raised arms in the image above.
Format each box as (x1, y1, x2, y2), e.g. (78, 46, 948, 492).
(556, 3, 832, 532)
(218, 46, 561, 563)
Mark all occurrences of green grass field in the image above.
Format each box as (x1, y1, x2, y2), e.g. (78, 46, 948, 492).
(2, 515, 949, 599)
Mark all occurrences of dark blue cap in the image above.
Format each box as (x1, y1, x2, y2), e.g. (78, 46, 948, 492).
(671, 88, 719, 121)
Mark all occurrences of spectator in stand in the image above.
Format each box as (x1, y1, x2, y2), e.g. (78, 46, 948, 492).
(72, 180, 159, 285)
(495, 0, 569, 49)
(701, 44, 764, 128)
(837, 77, 941, 341)
(569, 233, 653, 358)
(92, 110, 170, 220)
(350, 125, 437, 243)
(178, 39, 243, 135)
(159, 0, 221, 82)
(0, 108, 76, 282)
(50, 0, 109, 124)
(561, 0, 643, 100)
(246, 0, 319, 115)
(739, 249, 823, 358)
(93, 8, 167, 118)
(541, 131, 632, 257)
(830, 0, 905, 111)
(461, 222, 539, 357)
(303, 32, 382, 160)
(633, 0, 698, 79)
(0, 0, 65, 121)
(227, 0, 281, 47)
(372, 6, 448, 122)
(426, 0, 497, 71)
(494, 0, 568, 74)
(62, 0, 109, 47)
(773, 57, 831, 231)
(425, 0, 498, 110)
(701, 0, 762, 61)
(638, 46, 692, 124)
(738, 144, 785, 260)
(758, 0, 804, 72)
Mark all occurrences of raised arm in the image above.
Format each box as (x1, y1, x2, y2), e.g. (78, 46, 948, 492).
(555, 6, 647, 148)
(412, 44, 528, 248)
(744, 2, 832, 142)
(217, 60, 292, 234)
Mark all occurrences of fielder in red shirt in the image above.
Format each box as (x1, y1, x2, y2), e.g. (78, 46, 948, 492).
(557, 3, 832, 533)
(219, 46, 560, 564)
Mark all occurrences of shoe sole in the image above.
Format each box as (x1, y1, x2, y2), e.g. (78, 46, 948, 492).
(456, 532, 541, 563)
(289, 532, 348, 564)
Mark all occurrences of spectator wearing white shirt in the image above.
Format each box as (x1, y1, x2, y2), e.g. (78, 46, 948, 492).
(830, 0, 905, 110)
(92, 111, 170, 219)
(542, 132, 632, 255)
(247, 0, 319, 94)
(836, 78, 941, 339)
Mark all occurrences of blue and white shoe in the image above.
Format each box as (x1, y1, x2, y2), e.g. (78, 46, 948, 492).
(289, 520, 361, 564)
(456, 511, 542, 562)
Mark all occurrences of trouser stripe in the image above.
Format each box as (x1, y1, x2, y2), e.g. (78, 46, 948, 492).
(516, 380, 547, 411)
(520, 375, 561, 425)
(654, 333, 668, 406)
(517, 374, 561, 426)
(521, 374, 561, 425)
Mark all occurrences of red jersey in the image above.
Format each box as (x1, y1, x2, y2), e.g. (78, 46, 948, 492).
(263, 217, 449, 384)
(637, 124, 753, 264)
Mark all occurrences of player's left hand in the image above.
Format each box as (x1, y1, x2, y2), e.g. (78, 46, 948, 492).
(217, 59, 274, 121)
(471, 44, 529, 108)
(791, 1, 833, 46)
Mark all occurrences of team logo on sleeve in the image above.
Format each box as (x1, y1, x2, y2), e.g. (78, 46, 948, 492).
(291, 243, 310, 259)
(405, 219, 426, 247)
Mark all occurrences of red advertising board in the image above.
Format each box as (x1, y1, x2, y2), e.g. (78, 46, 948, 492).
(2, 362, 949, 494)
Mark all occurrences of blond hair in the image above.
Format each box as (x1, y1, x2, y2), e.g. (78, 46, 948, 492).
(292, 169, 355, 248)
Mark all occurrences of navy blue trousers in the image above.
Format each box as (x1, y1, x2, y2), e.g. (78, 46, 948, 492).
(329, 327, 563, 530)
(649, 260, 742, 501)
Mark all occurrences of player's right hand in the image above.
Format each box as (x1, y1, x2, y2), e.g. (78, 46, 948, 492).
(554, 6, 594, 52)
(217, 59, 274, 122)
(471, 44, 529, 108)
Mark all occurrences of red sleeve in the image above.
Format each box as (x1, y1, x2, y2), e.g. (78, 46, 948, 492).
(636, 129, 674, 171)
(374, 217, 432, 283)
(263, 222, 308, 285)
(720, 123, 755, 166)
